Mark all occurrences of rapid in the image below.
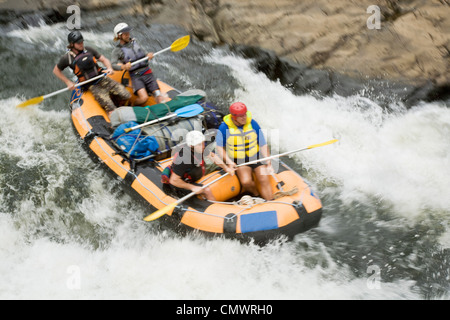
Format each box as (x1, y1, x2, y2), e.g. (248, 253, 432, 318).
(0, 13, 449, 300)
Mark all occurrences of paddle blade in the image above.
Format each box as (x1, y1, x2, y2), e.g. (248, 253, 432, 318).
(16, 96, 44, 108)
(175, 104, 204, 117)
(144, 202, 178, 222)
(170, 35, 190, 52)
(307, 139, 338, 149)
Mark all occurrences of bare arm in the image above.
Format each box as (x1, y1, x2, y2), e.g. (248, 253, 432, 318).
(208, 152, 236, 175)
(259, 144, 271, 164)
(97, 55, 114, 74)
(215, 145, 235, 166)
(259, 144, 274, 174)
(53, 65, 75, 90)
(169, 172, 199, 192)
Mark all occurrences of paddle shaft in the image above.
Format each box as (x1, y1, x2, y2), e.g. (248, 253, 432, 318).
(239, 144, 326, 167)
(67, 38, 182, 92)
(124, 113, 177, 133)
(143, 139, 338, 221)
(43, 73, 107, 99)
(17, 36, 190, 108)
(130, 46, 172, 66)
(184, 139, 339, 197)
(62, 47, 166, 95)
(125, 39, 183, 65)
(169, 148, 290, 205)
(182, 139, 339, 196)
(124, 104, 204, 133)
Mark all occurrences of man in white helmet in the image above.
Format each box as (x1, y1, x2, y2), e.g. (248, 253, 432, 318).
(162, 131, 235, 201)
(111, 23, 166, 106)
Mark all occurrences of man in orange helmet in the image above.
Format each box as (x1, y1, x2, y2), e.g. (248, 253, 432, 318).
(216, 102, 274, 200)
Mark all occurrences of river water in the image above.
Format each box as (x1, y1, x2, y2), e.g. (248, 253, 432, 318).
(0, 12, 449, 300)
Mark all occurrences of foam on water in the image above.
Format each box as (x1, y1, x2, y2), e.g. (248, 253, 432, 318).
(0, 95, 423, 300)
(1, 22, 448, 300)
(0, 212, 421, 300)
(7, 22, 114, 53)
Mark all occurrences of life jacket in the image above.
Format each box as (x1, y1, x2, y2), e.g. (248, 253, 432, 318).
(120, 40, 149, 72)
(69, 50, 102, 82)
(223, 111, 259, 160)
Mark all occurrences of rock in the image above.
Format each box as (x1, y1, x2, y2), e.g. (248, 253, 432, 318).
(144, 0, 449, 104)
(0, 0, 136, 15)
(2, 0, 449, 103)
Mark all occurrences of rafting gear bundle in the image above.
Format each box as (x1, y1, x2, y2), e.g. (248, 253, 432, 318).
(111, 122, 159, 159)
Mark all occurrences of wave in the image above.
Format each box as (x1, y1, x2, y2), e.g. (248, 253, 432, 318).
(206, 50, 450, 218)
(1, 21, 449, 300)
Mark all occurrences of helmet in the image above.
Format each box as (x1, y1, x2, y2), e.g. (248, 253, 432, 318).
(229, 102, 247, 116)
(186, 131, 205, 147)
(68, 31, 83, 44)
(114, 23, 132, 37)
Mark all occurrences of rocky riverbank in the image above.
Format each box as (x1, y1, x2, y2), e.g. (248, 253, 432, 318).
(1, 0, 449, 105)
(147, 0, 450, 105)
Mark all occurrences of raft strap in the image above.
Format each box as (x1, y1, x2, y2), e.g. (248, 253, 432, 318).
(273, 186, 299, 200)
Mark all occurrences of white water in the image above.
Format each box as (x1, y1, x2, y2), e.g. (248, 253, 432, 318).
(1, 23, 449, 300)
(206, 51, 450, 218)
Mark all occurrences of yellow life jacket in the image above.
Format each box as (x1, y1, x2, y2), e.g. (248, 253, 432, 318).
(223, 111, 259, 160)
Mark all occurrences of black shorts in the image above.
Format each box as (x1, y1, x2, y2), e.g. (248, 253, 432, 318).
(233, 159, 265, 170)
(131, 72, 160, 95)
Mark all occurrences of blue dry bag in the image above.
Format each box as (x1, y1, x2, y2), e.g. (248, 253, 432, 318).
(112, 122, 159, 159)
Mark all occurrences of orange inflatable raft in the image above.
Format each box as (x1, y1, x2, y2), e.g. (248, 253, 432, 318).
(69, 71, 323, 243)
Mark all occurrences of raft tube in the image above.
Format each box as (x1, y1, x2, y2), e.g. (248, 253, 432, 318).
(69, 71, 323, 244)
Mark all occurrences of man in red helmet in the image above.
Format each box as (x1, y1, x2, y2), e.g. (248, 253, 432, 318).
(216, 102, 273, 200)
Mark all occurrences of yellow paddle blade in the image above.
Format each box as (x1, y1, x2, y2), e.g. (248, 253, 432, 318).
(143, 202, 178, 222)
(16, 96, 44, 108)
(307, 139, 339, 149)
(170, 35, 190, 52)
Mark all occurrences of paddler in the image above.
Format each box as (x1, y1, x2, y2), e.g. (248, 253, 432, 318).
(162, 131, 235, 201)
(215, 102, 274, 200)
(53, 31, 131, 115)
(111, 22, 167, 106)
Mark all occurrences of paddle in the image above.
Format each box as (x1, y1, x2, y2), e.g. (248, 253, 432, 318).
(124, 104, 203, 133)
(130, 35, 190, 66)
(16, 73, 107, 108)
(143, 138, 338, 222)
(16, 35, 191, 108)
(239, 138, 339, 167)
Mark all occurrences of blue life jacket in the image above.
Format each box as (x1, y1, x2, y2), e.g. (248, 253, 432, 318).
(120, 40, 148, 72)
